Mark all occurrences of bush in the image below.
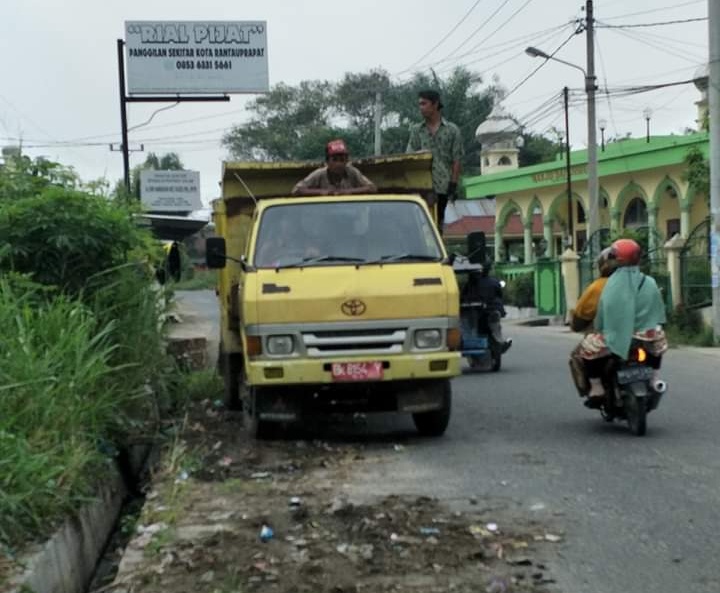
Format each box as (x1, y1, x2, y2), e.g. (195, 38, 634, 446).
(665, 305, 715, 347)
(0, 187, 157, 295)
(501, 273, 535, 308)
(0, 177, 181, 549)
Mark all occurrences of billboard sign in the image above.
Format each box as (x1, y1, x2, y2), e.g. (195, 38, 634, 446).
(141, 170, 202, 212)
(125, 21, 268, 94)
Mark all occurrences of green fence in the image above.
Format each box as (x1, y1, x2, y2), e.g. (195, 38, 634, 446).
(681, 217, 712, 309)
(495, 260, 564, 316)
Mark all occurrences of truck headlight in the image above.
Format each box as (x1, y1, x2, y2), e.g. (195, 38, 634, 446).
(414, 329, 442, 349)
(266, 335, 294, 355)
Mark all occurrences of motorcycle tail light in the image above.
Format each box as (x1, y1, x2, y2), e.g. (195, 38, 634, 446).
(632, 347, 647, 363)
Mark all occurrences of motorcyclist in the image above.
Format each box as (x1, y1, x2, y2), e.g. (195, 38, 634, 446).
(577, 238, 668, 404)
(570, 246, 614, 333)
(568, 247, 615, 395)
(460, 262, 512, 353)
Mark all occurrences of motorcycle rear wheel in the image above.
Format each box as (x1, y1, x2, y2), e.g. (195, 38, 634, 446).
(625, 395, 647, 436)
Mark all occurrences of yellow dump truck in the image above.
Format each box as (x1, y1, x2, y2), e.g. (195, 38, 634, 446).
(207, 153, 462, 437)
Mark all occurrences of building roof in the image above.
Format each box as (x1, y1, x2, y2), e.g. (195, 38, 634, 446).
(445, 213, 553, 238)
(463, 132, 709, 199)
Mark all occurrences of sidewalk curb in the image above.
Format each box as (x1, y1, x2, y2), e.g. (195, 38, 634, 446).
(4, 469, 127, 593)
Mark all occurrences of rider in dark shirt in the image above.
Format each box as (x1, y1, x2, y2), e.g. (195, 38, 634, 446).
(461, 263, 512, 353)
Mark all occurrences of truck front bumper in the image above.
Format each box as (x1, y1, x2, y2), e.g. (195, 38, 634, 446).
(246, 352, 460, 386)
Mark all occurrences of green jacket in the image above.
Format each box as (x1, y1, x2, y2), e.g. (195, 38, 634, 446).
(596, 266, 666, 359)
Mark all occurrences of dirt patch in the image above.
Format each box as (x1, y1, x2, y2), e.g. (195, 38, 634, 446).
(104, 400, 559, 593)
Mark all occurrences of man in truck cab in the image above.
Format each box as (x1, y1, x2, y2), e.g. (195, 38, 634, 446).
(291, 139, 377, 196)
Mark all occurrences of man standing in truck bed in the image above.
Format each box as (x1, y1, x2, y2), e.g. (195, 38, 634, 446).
(406, 90, 463, 233)
(292, 139, 377, 196)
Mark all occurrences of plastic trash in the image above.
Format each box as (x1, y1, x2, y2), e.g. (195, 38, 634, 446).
(260, 524, 274, 542)
(420, 527, 441, 536)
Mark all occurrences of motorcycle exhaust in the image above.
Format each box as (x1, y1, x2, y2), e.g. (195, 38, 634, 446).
(652, 379, 668, 394)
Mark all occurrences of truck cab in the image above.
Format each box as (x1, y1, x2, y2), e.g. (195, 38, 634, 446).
(208, 153, 462, 437)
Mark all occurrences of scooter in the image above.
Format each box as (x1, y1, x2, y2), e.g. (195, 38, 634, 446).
(570, 341, 667, 436)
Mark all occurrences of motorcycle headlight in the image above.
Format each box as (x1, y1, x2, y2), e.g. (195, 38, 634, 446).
(266, 335, 294, 355)
(414, 329, 442, 349)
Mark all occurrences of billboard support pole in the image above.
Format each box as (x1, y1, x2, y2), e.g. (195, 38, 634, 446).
(116, 38, 230, 200)
(117, 39, 131, 196)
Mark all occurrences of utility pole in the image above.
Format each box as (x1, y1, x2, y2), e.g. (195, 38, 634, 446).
(585, 0, 600, 255)
(374, 91, 383, 156)
(709, 0, 720, 342)
(564, 86, 574, 248)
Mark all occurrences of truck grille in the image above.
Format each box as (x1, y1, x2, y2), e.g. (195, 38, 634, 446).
(302, 328, 407, 357)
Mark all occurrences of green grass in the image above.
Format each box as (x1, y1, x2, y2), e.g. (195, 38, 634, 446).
(171, 268, 217, 291)
(0, 269, 180, 549)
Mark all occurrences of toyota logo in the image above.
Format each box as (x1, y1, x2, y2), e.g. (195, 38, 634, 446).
(341, 299, 366, 316)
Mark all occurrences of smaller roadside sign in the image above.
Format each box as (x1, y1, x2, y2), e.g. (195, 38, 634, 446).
(141, 170, 201, 212)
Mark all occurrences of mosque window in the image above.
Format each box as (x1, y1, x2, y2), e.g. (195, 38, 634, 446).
(623, 197, 648, 228)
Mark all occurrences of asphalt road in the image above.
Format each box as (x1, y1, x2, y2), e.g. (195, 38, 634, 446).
(347, 324, 720, 593)
(176, 290, 720, 593)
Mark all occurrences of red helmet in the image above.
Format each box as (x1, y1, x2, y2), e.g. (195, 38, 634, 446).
(610, 238, 642, 266)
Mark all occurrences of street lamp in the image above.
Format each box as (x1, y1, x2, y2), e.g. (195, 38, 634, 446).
(643, 107, 652, 143)
(526, 45, 599, 255)
(598, 118, 607, 151)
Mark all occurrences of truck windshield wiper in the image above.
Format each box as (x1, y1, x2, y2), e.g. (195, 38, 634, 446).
(276, 255, 366, 269)
(362, 253, 441, 265)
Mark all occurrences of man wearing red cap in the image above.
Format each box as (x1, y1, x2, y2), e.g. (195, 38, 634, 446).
(292, 139, 377, 196)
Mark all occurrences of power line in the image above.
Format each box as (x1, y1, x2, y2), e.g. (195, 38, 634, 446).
(435, 22, 568, 75)
(600, 0, 706, 21)
(500, 29, 581, 102)
(436, 0, 515, 63)
(597, 16, 707, 28)
(400, 0, 486, 73)
(396, 23, 570, 78)
(454, 0, 536, 61)
(604, 26, 706, 64)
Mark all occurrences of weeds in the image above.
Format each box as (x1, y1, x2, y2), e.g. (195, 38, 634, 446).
(665, 306, 716, 347)
(171, 268, 217, 291)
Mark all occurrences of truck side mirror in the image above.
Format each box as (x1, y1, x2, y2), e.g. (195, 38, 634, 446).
(206, 237, 227, 269)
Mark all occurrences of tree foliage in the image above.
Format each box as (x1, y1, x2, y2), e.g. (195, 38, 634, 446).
(1, 154, 158, 294)
(221, 68, 493, 166)
(222, 67, 563, 176)
(682, 146, 710, 204)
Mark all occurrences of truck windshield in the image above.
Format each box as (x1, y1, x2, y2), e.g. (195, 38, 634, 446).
(254, 200, 443, 269)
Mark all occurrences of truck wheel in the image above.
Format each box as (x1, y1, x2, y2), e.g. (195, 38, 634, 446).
(222, 352, 243, 410)
(243, 387, 276, 440)
(412, 380, 452, 437)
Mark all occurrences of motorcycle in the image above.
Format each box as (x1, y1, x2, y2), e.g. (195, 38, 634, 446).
(460, 300, 503, 372)
(570, 340, 667, 436)
(454, 260, 506, 372)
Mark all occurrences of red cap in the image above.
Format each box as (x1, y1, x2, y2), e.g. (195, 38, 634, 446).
(326, 139, 348, 156)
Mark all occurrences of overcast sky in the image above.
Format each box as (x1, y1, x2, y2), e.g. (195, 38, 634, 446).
(0, 0, 709, 205)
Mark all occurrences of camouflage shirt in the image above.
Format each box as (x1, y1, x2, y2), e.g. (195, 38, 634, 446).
(291, 164, 374, 195)
(406, 118, 464, 194)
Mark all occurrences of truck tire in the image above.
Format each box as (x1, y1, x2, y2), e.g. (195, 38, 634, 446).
(412, 380, 452, 437)
(243, 387, 276, 440)
(222, 352, 243, 411)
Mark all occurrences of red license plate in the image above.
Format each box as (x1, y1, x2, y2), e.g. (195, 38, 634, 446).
(331, 361, 384, 381)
